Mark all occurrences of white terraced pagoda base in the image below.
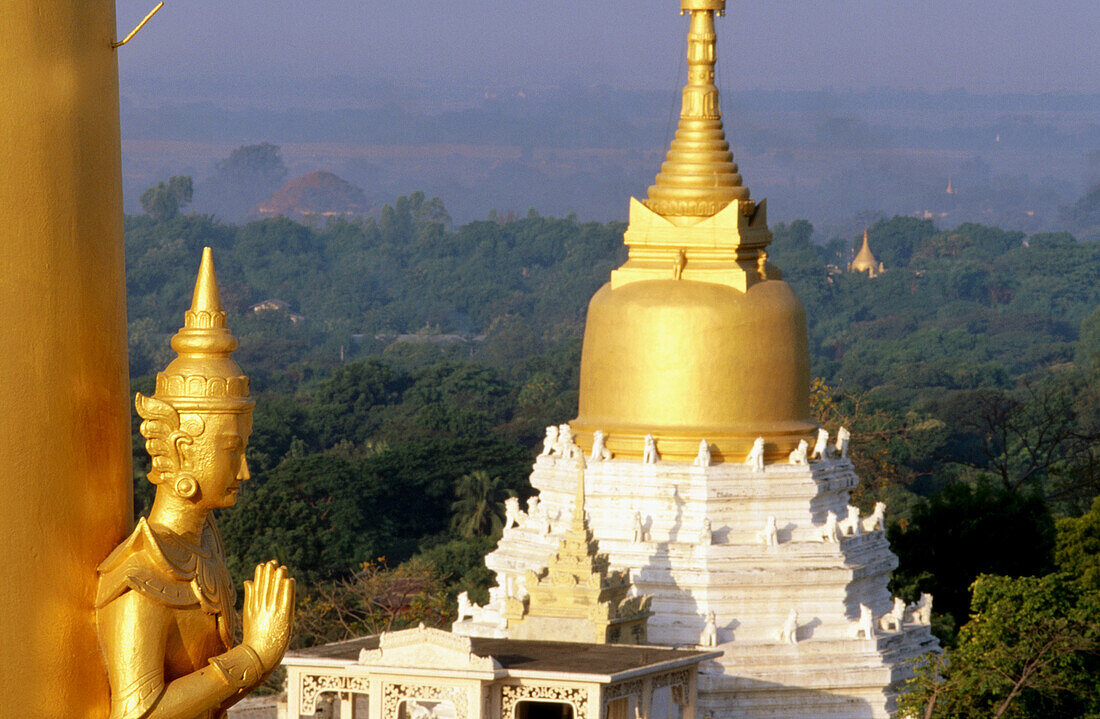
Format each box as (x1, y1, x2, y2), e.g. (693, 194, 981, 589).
(461, 449, 938, 719)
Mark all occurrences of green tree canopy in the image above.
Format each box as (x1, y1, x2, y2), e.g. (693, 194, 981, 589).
(307, 359, 406, 448)
(899, 574, 1100, 719)
(220, 454, 390, 584)
(1055, 496, 1100, 591)
(139, 175, 192, 221)
(450, 470, 513, 538)
(888, 481, 1055, 634)
(1078, 305, 1100, 369)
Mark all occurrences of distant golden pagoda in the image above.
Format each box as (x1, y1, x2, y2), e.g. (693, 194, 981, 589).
(571, 0, 815, 462)
(848, 229, 885, 277)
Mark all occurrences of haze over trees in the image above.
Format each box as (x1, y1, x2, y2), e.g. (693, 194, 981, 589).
(192, 142, 289, 222)
(120, 88, 1100, 235)
(139, 175, 192, 222)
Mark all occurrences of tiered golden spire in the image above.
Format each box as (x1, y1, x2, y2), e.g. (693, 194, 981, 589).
(643, 0, 751, 219)
(546, 457, 609, 583)
(506, 458, 651, 643)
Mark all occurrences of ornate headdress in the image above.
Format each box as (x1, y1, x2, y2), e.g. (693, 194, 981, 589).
(150, 247, 254, 414)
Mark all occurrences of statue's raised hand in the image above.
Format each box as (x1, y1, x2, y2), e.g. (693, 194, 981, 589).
(242, 560, 296, 671)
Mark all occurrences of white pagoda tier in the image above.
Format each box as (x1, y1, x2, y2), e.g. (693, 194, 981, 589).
(459, 448, 937, 719)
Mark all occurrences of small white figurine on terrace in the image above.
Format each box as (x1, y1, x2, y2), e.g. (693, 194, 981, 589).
(700, 611, 718, 647)
(643, 434, 659, 464)
(907, 593, 933, 625)
(835, 426, 851, 459)
(838, 504, 862, 537)
(700, 517, 713, 546)
(745, 437, 766, 473)
(851, 604, 875, 639)
(788, 439, 809, 465)
(540, 425, 559, 457)
(456, 591, 474, 621)
(778, 609, 799, 645)
(632, 512, 648, 543)
(879, 597, 906, 632)
(693, 439, 711, 467)
(819, 510, 839, 543)
(503, 497, 524, 531)
(557, 423, 581, 459)
(757, 516, 779, 547)
(525, 496, 551, 535)
(590, 430, 613, 461)
(862, 501, 887, 532)
(811, 427, 829, 461)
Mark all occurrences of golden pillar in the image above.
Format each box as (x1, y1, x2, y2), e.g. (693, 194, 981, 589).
(0, 1, 132, 715)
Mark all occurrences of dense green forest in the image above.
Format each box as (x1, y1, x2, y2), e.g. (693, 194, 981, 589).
(125, 188, 1100, 715)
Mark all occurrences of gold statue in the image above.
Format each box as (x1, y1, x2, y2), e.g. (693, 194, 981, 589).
(96, 248, 295, 719)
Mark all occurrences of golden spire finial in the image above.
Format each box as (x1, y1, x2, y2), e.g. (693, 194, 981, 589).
(187, 246, 226, 325)
(156, 247, 253, 412)
(643, 0, 750, 219)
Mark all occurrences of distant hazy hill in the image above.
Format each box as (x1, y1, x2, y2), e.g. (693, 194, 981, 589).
(120, 83, 1100, 233)
(254, 171, 371, 220)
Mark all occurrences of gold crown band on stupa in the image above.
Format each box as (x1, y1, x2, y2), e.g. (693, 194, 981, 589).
(153, 247, 254, 413)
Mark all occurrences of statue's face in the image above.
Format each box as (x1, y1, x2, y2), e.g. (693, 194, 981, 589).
(183, 411, 253, 510)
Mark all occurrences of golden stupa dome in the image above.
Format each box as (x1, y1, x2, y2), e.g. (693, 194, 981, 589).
(570, 0, 816, 462)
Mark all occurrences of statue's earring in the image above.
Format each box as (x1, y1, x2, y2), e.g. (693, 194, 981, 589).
(174, 473, 198, 500)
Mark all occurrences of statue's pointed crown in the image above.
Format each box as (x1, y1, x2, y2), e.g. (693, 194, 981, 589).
(153, 247, 253, 412)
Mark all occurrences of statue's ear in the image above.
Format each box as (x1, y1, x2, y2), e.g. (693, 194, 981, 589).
(172, 432, 194, 471)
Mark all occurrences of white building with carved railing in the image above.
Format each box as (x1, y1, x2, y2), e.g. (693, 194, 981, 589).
(283, 625, 718, 719)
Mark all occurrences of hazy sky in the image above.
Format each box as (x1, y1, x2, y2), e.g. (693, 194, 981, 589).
(115, 0, 1100, 94)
